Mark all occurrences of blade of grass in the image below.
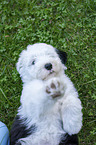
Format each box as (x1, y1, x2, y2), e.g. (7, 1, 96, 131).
(0, 87, 13, 107)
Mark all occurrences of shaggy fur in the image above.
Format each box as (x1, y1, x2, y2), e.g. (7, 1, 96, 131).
(10, 43, 82, 145)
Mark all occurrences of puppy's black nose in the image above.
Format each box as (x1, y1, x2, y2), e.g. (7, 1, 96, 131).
(45, 63, 52, 70)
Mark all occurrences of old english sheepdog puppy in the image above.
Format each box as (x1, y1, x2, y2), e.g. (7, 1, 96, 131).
(10, 43, 82, 145)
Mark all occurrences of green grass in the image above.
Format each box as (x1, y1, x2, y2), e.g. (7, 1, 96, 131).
(0, 0, 96, 144)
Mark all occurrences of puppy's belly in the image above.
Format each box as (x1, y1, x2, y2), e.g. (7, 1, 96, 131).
(19, 119, 65, 145)
(21, 131, 64, 145)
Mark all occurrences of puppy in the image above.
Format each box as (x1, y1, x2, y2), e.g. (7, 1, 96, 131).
(10, 43, 82, 145)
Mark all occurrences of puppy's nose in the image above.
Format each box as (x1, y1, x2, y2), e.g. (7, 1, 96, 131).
(45, 63, 52, 70)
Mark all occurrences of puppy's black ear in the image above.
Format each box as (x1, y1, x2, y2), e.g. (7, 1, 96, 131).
(56, 49, 67, 64)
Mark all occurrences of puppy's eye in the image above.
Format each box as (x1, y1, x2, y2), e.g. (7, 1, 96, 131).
(32, 60, 35, 65)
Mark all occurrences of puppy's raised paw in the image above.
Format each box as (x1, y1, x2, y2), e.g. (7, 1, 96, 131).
(46, 78, 64, 99)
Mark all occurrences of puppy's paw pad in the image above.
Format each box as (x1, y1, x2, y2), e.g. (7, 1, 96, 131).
(51, 83, 56, 89)
(46, 79, 64, 98)
(46, 81, 58, 93)
(46, 86, 51, 94)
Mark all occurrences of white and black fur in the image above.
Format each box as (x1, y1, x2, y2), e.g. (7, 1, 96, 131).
(10, 43, 82, 145)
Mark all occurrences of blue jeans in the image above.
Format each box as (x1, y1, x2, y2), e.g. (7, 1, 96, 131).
(0, 121, 10, 145)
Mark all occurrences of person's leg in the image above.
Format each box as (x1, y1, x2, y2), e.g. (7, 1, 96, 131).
(0, 121, 10, 145)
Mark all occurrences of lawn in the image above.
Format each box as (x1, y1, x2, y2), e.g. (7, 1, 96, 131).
(0, 0, 96, 144)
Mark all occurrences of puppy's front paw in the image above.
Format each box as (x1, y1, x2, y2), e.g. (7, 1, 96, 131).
(46, 78, 64, 98)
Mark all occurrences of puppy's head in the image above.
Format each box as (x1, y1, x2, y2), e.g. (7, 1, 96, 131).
(17, 43, 67, 83)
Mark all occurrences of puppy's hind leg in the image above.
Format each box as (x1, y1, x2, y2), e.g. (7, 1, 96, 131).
(10, 115, 36, 145)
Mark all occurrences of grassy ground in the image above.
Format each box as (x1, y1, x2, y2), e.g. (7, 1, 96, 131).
(0, 0, 96, 144)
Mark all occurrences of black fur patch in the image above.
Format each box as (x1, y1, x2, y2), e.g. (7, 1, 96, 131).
(56, 49, 67, 64)
(59, 134, 78, 145)
(10, 115, 37, 145)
